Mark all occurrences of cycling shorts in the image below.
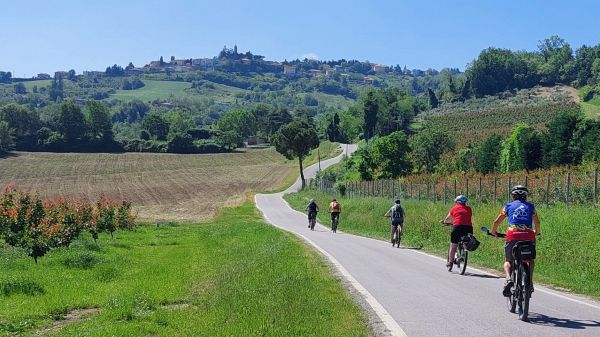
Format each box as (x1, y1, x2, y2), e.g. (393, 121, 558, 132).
(451, 225, 473, 244)
(330, 212, 340, 221)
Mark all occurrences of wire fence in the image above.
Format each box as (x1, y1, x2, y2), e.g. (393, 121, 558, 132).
(310, 168, 600, 207)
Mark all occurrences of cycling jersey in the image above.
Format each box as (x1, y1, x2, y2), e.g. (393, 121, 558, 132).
(500, 200, 536, 241)
(329, 201, 341, 213)
(388, 205, 404, 224)
(449, 203, 472, 227)
(307, 202, 318, 212)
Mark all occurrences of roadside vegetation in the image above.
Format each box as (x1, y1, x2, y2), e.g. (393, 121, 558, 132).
(0, 201, 372, 337)
(285, 191, 600, 298)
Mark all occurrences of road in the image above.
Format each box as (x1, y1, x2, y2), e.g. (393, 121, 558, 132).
(255, 144, 600, 337)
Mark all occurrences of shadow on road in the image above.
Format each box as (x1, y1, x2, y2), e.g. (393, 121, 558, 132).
(528, 313, 600, 330)
(399, 246, 423, 250)
(464, 272, 502, 279)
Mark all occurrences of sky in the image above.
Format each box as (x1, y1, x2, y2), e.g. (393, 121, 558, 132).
(1, 0, 600, 78)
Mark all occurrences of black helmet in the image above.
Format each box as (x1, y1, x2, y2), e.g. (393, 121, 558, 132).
(511, 185, 529, 196)
(394, 199, 401, 204)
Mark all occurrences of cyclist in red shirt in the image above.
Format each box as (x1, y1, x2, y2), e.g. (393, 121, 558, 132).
(442, 195, 473, 269)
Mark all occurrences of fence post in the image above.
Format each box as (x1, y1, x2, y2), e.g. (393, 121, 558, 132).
(594, 168, 598, 207)
(508, 177, 512, 201)
(453, 180, 457, 198)
(410, 182, 413, 200)
(466, 178, 469, 198)
(392, 180, 396, 198)
(478, 177, 483, 204)
(525, 176, 529, 187)
(546, 175, 551, 205)
(566, 173, 571, 205)
(444, 180, 447, 205)
(493, 178, 497, 203)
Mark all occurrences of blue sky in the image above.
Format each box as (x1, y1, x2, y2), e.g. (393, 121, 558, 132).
(1, 0, 599, 77)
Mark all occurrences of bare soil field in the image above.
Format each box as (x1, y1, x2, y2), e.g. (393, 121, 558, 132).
(0, 148, 295, 223)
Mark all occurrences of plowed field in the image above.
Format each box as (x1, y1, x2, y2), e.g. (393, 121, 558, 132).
(0, 148, 295, 223)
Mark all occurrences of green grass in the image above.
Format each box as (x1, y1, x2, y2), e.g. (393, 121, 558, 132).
(582, 100, 600, 120)
(109, 80, 193, 102)
(0, 202, 371, 337)
(285, 190, 600, 298)
(22, 80, 53, 91)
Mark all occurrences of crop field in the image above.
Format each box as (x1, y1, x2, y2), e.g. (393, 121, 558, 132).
(109, 80, 193, 102)
(0, 148, 294, 223)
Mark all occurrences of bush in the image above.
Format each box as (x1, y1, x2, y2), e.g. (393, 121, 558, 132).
(62, 251, 103, 269)
(0, 279, 45, 296)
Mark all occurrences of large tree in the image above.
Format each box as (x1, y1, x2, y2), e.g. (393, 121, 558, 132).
(272, 120, 319, 189)
(409, 127, 454, 173)
(58, 102, 86, 141)
(86, 101, 113, 140)
(0, 121, 15, 152)
(500, 123, 542, 172)
(475, 134, 502, 174)
(542, 110, 581, 167)
(142, 113, 170, 141)
(372, 131, 412, 178)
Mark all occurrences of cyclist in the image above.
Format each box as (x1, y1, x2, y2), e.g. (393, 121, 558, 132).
(305, 199, 319, 228)
(491, 185, 540, 296)
(384, 199, 405, 244)
(328, 198, 341, 232)
(442, 195, 473, 269)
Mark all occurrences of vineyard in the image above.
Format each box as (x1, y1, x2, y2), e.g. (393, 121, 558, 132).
(422, 86, 580, 145)
(314, 165, 600, 206)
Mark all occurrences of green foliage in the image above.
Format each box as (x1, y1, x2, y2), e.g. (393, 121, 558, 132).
(86, 101, 113, 140)
(500, 123, 541, 172)
(409, 126, 455, 173)
(0, 103, 39, 138)
(141, 112, 169, 141)
(0, 121, 15, 152)
(371, 131, 412, 178)
(542, 109, 582, 167)
(167, 133, 195, 153)
(475, 134, 502, 173)
(272, 120, 319, 188)
(215, 109, 256, 147)
(59, 101, 87, 141)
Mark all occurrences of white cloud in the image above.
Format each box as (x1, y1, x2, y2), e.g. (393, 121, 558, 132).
(298, 52, 319, 60)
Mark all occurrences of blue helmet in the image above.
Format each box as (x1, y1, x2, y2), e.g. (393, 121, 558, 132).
(454, 195, 468, 203)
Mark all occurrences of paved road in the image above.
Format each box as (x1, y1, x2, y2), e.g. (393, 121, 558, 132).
(256, 144, 600, 337)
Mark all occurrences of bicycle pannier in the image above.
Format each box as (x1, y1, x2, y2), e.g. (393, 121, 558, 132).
(513, 242, 536, 260)
(465, 234, 480, 251)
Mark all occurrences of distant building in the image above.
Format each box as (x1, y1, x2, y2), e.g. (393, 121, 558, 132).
(309, 69, 323, 78)
(73, 98, 86, 106)
(334, 65, 345, 73)
(363, 76, 376, 84)
(54, 71, 69, 78)
(149, 61, 162, 68)
(372, 64, 389, 73)
(36, 73, 52, 80)
(240, 58, 251, 65)
(158, 102, 175, 109)
(283, 65, 297, 74)
(124, 68, 144, 76)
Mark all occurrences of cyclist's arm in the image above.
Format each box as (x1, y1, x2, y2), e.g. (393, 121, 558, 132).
(491, 212, 506, 236)
(442, 212, 453, 224)
(384, 209, 391, 217)
(315, 206, 319, 212)
(533, 212, 540, 234)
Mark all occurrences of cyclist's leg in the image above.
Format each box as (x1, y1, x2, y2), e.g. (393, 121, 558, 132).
(390, 223, 395, 243)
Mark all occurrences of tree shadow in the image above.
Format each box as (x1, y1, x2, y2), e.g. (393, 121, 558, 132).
(399, 246, 423, 250)
(0, 152, 19, 159)
(528, 313, 600, 330)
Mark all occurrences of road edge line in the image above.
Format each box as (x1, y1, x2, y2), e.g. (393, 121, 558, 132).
(256, 194, 408, 337)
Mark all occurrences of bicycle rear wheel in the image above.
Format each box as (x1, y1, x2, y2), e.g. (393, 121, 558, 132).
(507, 269, 517, 313)
(518, 263, 531, 321)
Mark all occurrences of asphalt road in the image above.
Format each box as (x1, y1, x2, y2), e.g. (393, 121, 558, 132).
(256, 144, 600, 337)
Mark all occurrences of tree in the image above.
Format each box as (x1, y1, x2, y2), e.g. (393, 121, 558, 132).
(0, 103, 38, 138)
(142, 113, 170, 141)
(409, 127, 454, 173)
(362, 90, 379, 139)
(475, 134, 502, 173)
(49, 75, 64, 102)
(14, 83, 27, 94)
(500, 123, 541, 172)
(326, 112, 341, 142)
(428, 88, 439, 108)
(542, 110, 581, 167)
(58, 102, 87, 141)
(372, 131, 412, 178)
(86, 101, 112, 140)
(168, 133, 195, 153)
(272, 120, 319, 189)
(0, 71, 11, 83)
(266, 108, 292, 139)
(460, 79, 471, 101)
(0, 121, 15, 152)
(216, 109, 257, 147)
(538, 36, 567, 62)
(126, 62, 135, 70)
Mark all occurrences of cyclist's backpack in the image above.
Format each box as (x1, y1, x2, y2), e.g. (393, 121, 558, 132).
(465, 234, 480, 251)
(332, 201, 340, 212)
(392, 205, 404, 222)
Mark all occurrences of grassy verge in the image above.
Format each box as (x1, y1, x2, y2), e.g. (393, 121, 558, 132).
(285, 190, 600, 298)
(0, 201, 371, 337)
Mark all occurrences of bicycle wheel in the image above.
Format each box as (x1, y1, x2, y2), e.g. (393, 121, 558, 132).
(454, 246, 462, 271)
(459, 246, 468, 275)
(396, 226, 402, 248)
(507, 268, 517, 313)
(310, 218, 315, 230)
(518, 263, 531, 321)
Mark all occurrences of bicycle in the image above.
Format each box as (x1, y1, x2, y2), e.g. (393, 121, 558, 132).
(442, 222, 474, 275)
(390, 223, 402, 248)
(308, 212, 317, 231)
(482, 226, 535, 321)
(330, 213, 339, 233)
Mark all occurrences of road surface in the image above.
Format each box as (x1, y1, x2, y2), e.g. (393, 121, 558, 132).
(256, 144, 600, 337)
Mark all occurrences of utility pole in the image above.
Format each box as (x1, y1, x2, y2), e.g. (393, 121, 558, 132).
(318, 148, 321, 171)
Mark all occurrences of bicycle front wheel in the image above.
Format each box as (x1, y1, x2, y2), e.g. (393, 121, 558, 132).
(459, 247, 468, 275)
(507, 269, 517, 313)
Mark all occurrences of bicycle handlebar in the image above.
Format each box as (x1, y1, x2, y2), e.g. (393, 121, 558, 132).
(481, 226, 506, 238)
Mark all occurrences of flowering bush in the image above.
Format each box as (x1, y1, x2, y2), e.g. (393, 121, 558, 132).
(0, 186, 137, 262)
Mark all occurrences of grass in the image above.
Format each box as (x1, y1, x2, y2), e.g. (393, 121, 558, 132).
(110, 80, 193, 102)
(0, 148, 295, 223)
(0, 202, 371, 337)
(285, 190, 600, 298)
(582, 101, 600, 120)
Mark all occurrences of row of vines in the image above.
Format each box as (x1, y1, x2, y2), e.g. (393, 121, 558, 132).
(0, 186, 136, 262)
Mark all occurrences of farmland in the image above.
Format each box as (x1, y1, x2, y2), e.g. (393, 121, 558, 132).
(109, 80, 193, 102)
